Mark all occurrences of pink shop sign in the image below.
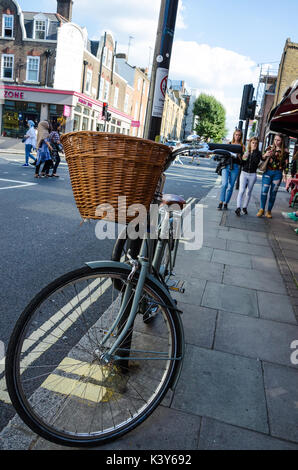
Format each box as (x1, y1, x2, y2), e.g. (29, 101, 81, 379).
(63, 105, 71, 117)
(131, 120, 140, 128)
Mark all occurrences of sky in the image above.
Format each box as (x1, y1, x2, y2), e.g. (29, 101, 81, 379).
(19, 0, 298, 138)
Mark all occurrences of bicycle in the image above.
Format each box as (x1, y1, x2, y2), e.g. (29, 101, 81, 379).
(5, 134, 242, 448)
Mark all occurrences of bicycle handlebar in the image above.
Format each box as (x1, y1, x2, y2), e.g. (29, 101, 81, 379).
(163, 142, 243, 171)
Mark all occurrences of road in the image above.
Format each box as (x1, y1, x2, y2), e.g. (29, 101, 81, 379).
(0, 152, 218, 434)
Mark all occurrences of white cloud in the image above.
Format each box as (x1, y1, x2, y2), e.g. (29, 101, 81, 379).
(30, 0, 259, 138)
(169, 41, 259, 137)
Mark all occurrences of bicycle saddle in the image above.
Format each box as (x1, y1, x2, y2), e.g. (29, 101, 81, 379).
(162, 194, 186, 210)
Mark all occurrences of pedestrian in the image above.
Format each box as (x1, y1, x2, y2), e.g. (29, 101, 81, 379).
(217, 129, 244, 210)
(23, 120, 37, 167)
(290, 144, 298, 177)
(49, 122, 62, 177)
(282, 210, 298, 221)
(235, 136, 262, 216)
(257, 133, 289, 218)
(35, 121, 53, 179)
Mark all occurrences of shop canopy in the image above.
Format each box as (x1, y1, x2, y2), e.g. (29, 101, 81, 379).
(268, 80, 298, 138)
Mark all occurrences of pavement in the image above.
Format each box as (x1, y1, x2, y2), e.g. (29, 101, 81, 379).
(0, 142, 297, 451)
(0, 137, 25, 154)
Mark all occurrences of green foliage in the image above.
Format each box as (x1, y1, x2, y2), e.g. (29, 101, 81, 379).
(193, 94, 227, 142)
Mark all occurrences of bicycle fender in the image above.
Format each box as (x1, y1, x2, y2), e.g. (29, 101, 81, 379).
(86, 260, 185, 391)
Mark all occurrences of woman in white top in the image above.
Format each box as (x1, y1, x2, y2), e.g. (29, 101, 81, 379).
(23, 120, 37, 167)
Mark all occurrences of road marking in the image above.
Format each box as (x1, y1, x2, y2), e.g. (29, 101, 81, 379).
(0, 178, 37, 190)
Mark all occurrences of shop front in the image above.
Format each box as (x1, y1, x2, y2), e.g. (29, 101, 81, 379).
(0, 85, 75, 138)
(0, 85, 133, 137)
(2, 99, 41, 138)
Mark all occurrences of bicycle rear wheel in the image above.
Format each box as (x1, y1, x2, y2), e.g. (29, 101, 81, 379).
(5, 265, 180, 447)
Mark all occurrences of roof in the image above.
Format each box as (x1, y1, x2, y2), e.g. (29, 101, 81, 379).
(22, 11, 66, 41)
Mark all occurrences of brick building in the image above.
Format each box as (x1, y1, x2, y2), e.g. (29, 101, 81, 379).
(274, 39, 298, 107)
(0, 0, 68, 137)
(0, 0, 149, 138)
(257, 38, 298, 149)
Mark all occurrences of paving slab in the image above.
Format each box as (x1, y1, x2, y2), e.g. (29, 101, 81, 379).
(177, 245, 214, 262)
(198, 417, 298, 450)
(214, 311, 298, 367)
(257, 291, 297, 324)
(211, 249, 252, 269)
(32, 406, 201, 451)
(223, 265, 286, 294)
(218, 228, 249, 243)
(226, 240, 274, 258)
(174, 258, 224, 283)
(203, 236, 227, 250)
(251, 255, 280, 274)
(172, 345, 269, 434)
(171, 279, 206, 307)
(201, 281, 259, 317)
(263, 362, 298, 443)
(179, 303, 217, 348)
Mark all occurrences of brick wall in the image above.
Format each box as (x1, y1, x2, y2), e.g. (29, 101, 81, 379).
(0, 0, 57, 86)
(274, 39, 298, 106)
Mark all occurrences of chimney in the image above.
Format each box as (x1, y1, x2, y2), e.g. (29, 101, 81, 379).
(57, 0, 73, 21)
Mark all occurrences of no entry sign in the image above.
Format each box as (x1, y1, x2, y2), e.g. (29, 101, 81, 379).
(152, 67, 168, 118)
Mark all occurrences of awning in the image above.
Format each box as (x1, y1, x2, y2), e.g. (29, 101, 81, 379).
(268, 80, 298, 137)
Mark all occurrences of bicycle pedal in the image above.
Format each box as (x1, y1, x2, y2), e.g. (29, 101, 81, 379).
(168, 279, 185, 294)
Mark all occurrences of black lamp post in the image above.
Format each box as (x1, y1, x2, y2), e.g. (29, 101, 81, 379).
(144, 0, 179, 142)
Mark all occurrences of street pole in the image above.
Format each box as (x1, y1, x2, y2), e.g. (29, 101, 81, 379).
(144, 0, 179, 142)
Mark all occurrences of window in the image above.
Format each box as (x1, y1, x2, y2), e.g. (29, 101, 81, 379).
(107, 49, 113, 69)
(99, 77, 104, 100)
(134, 102, 138, 121)
(103, 81, 110, 101)
(34, 20, 46, 40)
(103, 47, 107, 65)
(124, 93, 129, 114)
(2, 14, 13, 38)
(1, 54, 14, 79)
(26, 56, 40, 82)
(85, 69, 92, 94)
(114, 86, 119, 108)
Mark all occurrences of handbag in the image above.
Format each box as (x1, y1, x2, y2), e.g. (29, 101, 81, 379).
(22, 137, 27, 143)
(258, 155, 270, 173)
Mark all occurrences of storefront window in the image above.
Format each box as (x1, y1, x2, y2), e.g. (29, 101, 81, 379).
(1, 100, 40, 138)
(83, 108, 90, 116)
(82, 117, 89, 131)
(73, 114, 81, 132)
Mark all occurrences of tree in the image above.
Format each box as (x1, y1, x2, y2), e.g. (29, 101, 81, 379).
(193, 94, 227, 142)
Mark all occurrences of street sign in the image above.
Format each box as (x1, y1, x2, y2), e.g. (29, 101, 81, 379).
(152, 68, 168, 118)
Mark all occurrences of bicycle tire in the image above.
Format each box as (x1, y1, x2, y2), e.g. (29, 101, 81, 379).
(5, 265, 182, 448)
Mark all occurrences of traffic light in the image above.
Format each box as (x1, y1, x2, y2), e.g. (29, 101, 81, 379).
(247, 99, 257, 120)
(239, 84, 255, 120)
(102, 102, 108, 119)
(106, 112, 112, 122)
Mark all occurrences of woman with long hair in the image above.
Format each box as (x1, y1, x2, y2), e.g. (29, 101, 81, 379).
(257, 133, 289, 218)
(217, 129, 244, 210)
(35, 121, 53, 178)
(235, 136, 262, 216)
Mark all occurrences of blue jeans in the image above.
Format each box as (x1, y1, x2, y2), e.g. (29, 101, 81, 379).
(260, 170, 282, 211)
(219, 164, 240, 204)
(25, 144, 36, 165)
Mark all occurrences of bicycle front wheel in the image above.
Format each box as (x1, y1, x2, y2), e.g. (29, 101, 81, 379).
(6, 265, 180, 447)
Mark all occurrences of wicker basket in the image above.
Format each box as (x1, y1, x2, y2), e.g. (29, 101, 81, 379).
(61, 131, 172, 222)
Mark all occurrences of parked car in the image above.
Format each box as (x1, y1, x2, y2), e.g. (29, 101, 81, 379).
(164, 140, 179, 147)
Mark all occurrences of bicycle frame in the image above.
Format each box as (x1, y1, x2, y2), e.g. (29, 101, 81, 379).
(87, 210, 181, 364)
